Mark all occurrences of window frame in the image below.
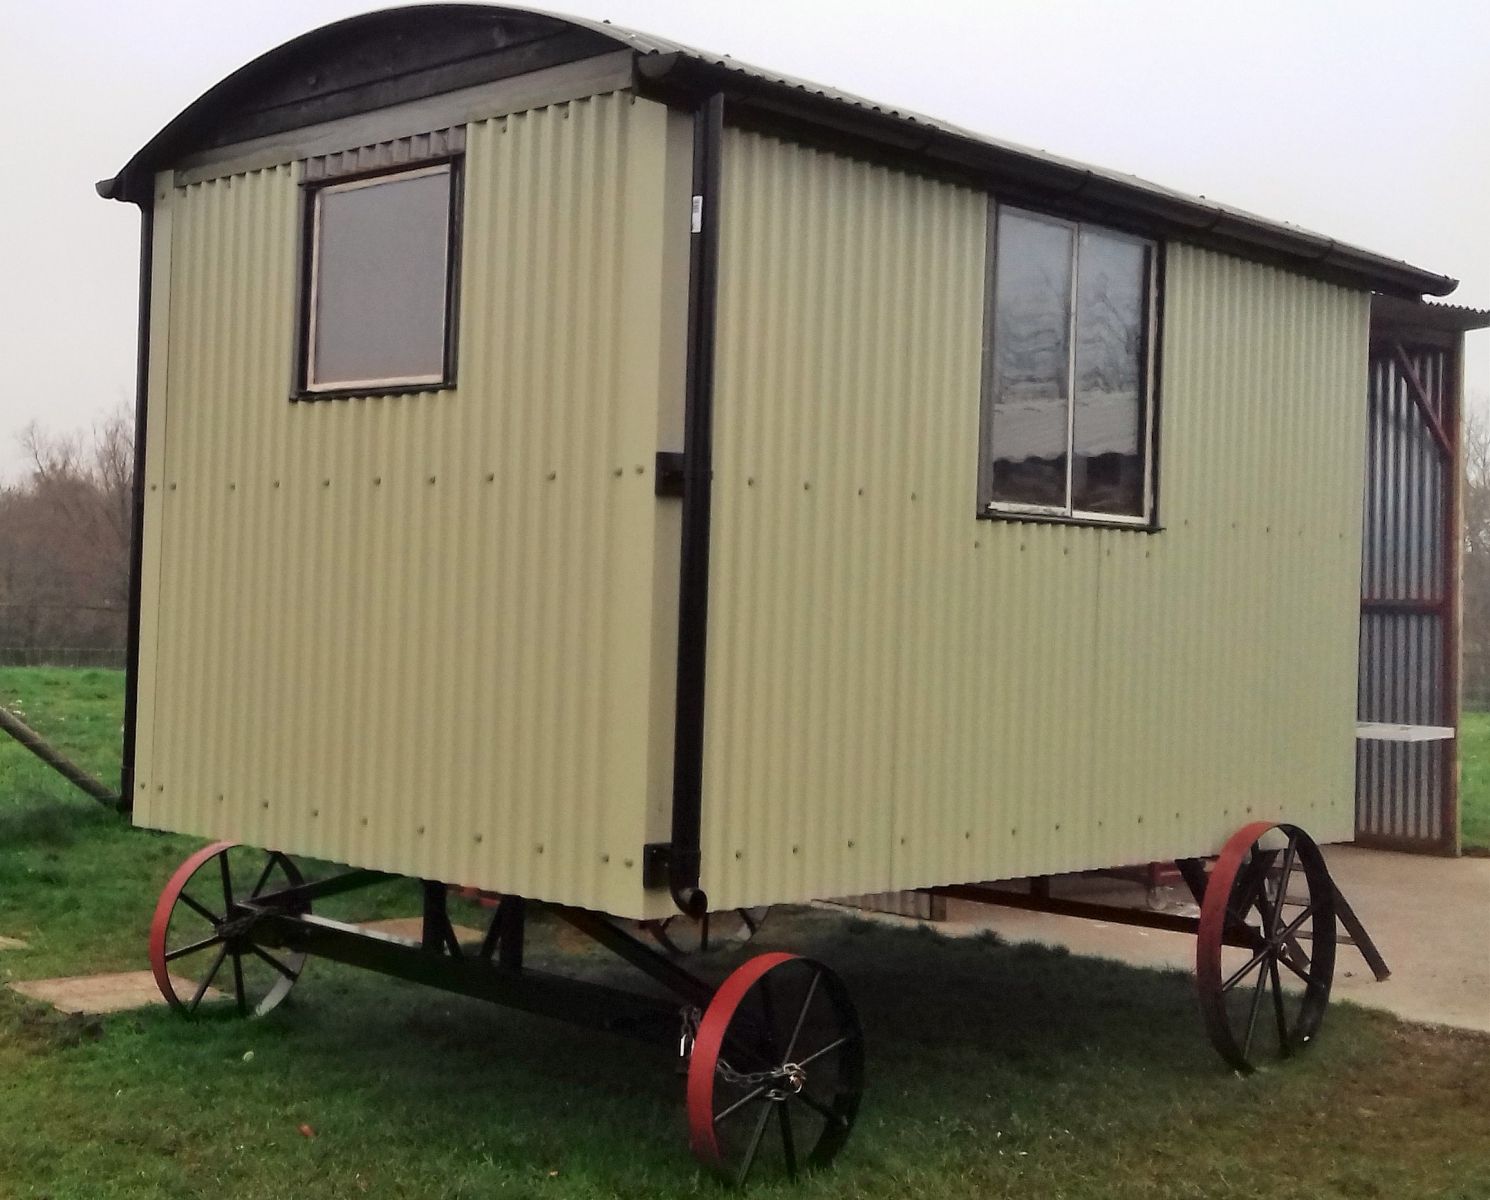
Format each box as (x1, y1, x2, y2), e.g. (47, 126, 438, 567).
(978, 202, 1162, 530)
(293, 157, 464, 401)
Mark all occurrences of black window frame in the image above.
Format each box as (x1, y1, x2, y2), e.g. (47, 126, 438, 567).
(293, 155, 465, 402)
(978, 201, 1163, 530)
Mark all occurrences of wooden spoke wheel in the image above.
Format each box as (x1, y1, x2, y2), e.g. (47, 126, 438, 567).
(149, 841, 308, 1018)
(640, 907, 771, 956)
(688, 953, 863, 1184)
(1197, 822, 1337, 1072)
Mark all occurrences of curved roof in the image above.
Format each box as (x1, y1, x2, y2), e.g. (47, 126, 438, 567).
(99, 3, 1457, 298)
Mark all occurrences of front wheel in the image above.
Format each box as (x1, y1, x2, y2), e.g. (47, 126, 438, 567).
(148, 841, 308, 1017)
(687, 952, 863, 1184)
(1196, 822, 1336, 1071)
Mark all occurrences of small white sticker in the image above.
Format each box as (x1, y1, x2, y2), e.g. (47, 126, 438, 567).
(691, 195, 704, 233)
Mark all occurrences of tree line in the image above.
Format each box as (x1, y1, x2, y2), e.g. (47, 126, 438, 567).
(0, 408, 132, 662)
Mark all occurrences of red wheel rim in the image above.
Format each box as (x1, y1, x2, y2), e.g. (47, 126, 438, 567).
(149, 841, 308, 1017)
(1196, 822, 1336, 1071)
(688, 952, 863, 1183)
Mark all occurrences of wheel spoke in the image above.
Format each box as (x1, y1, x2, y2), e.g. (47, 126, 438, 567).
(793, 1088, 848, 1128)
(247, 944, 299, 982)
(1241, 956, 1270, 1061)
(797, 1033, 855, 1071)
(736, 1103, 773, 1187)
(232, 950, 247, 1017)
(778, 1103, 798, 1179)
(165, 933, 223, 962)
(219, 851, 235, 909)
(1221, 945, 1270, 994)
(178, 891, 222, 926)
(1269, 839, 1299, 938)
(1269, 958, 1290, 1056)
(1277, 948, 1313, 985)
(248, 854, 280, 901)
(784, 970, 822, 1061)
(189, 944, 230, 1012)
(714, 1085, 769, 1127)
(739, 909, 762, 936)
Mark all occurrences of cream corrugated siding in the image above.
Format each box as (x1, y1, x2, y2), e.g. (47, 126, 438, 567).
(134, 92, 679, 918)
(701, 128, 1367, 909)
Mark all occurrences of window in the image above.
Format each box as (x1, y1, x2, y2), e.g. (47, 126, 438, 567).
(981, 207, 1156, 522)
(300, 161, 460, 395)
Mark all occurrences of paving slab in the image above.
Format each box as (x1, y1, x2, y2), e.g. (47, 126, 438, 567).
(923, 845, 1490, 1036)
(0, 936, 29, 951)
(9, 971, 220, 1015)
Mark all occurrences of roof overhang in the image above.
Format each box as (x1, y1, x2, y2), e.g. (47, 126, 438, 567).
(99, 4, 1459, 301)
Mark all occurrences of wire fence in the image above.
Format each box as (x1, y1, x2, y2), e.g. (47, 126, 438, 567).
(0, 647, 126, 670)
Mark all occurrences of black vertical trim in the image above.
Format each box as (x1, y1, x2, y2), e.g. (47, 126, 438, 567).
(120, 201, 154, 815)
(667, 92, 724, 918)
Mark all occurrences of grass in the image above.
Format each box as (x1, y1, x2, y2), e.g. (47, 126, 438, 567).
(3, 668, 1490, 1198)
(1460, 711, 1490, 853)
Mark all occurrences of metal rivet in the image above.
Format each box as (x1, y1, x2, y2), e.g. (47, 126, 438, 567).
(311, 809, 319, 818)
(964, 831, 971, 839)
(858, 487, 864, 496)
(157, 784, 164, 792)
(600, 853, 610, 863)
(473, 832, 482, 842)
(547, 470, 557, 481)
(261, 800, 269, 810)
(169, 482, 177, 490)
(910, 492, 917, 501)
(150, 484, 157, 491)
(273, 481, 281, 488)
(899, 836, 907, 845)
(613, 467, 623, 478)
(734, 850, 743, 859)
(791, 845, 799, 854)
(973, 541, 980, 550)
(374, 476, 382, 486)
(535, 843, 544, 854)
(428, 475, 437, 484)
(623, 858, 634, 869)
(847, 839, 855, 849)
(322, 479, 331, 487)
(803, 481, 811, 490)
(361, 817, 369, 826)
(486, 473, 495, 482)
(216, 794, 224, 802)
(747, 477, 755, 487)
(417, 826, 425, 835)
(635, 465, 645, 475)
(139, 782, 146, 790)
(228, 483, 236, 491)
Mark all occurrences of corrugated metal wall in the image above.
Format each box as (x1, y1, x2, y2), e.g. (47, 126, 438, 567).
(701, 128, 1368, 909)
(1356, 345, 1455, 849)
(133, 91, 684, 918)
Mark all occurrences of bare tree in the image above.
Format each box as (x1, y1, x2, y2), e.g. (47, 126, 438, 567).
(0, 405, 134, 660)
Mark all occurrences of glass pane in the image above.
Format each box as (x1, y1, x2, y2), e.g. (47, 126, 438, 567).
(1071, 231, 1147, 515)
(988, 212, 1072, 508)
(311, 167, 451, 388)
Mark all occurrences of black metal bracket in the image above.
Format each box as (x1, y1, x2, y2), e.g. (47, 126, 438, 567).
(655, 451, 686, 498)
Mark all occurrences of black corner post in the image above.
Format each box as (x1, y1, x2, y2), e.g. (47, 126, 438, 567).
(667, 91, 725, 919)
(120, 199, 154, 816)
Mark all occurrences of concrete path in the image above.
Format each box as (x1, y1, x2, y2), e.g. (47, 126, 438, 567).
(929, 845, 1490, 1035)
(0, 935, 28, 951)
(9, 971, 221, 1015)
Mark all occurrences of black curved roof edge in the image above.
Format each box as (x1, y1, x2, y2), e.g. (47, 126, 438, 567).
(99, 3, 1458, 300)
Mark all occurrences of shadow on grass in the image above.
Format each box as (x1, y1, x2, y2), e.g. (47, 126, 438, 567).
(102, 907, 1233, 1189)
(0, 794, 115, 850)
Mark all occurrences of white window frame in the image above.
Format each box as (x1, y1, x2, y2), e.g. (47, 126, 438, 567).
(981, 203, 1160, 527)
(303, 162, 455, 395)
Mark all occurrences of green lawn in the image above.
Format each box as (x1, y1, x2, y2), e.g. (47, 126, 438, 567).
(1460, 710, 1490, 853)
(4, 668, 1490, 1199)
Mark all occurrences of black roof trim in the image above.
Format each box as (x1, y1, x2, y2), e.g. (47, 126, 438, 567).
(99, 4, 1458, 299)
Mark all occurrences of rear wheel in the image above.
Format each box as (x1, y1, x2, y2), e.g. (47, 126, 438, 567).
(1196, 822, 1336, 1071)
(149, 841, 308, 1017)
(687, 952, 863, 1184)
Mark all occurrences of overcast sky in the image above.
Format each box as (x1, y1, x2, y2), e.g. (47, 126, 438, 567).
(2, 0, 1486, 481)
